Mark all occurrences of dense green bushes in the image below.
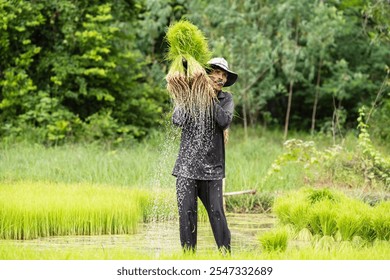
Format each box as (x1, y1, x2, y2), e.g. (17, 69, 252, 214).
(0, 0, 169, 144)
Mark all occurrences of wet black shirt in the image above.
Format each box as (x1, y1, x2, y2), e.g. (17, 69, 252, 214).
(172, 91, 234, 180)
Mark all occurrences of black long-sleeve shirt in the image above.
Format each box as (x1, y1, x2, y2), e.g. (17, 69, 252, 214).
(172, 91, 234, 180)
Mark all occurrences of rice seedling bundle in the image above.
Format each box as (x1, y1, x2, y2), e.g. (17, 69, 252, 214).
(307, 200, 338, 236)
(0, 182, 150, 240)
(371, 201, 390, 241)
(258, 227, 288, 252)
(273, 188, 390, 243)
(273, 190, 310, 231)
(165, 20, 215, 122)
(335, 200, 371, 241)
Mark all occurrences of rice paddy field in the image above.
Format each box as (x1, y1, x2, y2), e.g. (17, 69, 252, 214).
(1, 126, 390, 260)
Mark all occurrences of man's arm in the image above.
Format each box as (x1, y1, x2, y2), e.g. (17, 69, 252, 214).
(214, 93, 234, 130)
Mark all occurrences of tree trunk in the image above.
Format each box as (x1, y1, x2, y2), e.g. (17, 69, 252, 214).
(284, 80, 294, 141)
(331, 95, 343, 145)
(311, 59, 322, 135)
(332, 94, 337, 145)
(284, 24, 299, 142)
(242, 90, 248, 141)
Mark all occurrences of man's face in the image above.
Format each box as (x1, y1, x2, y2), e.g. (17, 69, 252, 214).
(209, 68, 228, 92)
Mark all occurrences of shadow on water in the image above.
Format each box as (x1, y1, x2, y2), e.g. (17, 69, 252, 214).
(11, 213, 275, 257)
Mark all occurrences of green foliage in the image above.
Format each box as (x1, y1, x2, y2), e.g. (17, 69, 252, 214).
(357, 107, 390, 187)
(0, 0, 169, 144)
(186, 0, 389, 134)
(1, 0, 389, 143)
(263, 110, 390, 189)
(264, 138, 341, 183)
(369, 94, 390, 145)
(361, 0, 390, 42)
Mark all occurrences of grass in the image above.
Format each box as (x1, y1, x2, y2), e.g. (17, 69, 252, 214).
(0, 126, 287, 193)
(0, 142, 171, 188)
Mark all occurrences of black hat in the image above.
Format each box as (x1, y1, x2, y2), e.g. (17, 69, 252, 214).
(208, 57, 238, 87)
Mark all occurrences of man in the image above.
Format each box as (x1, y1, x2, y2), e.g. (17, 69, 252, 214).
(172, 57, 238, 252)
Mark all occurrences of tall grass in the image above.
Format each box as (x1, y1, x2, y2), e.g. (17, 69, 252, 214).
(0, 126, 289, 192)
(1, 126, 389, 194)
(0, 182, 150, 239)
(0, 142, 173, 188)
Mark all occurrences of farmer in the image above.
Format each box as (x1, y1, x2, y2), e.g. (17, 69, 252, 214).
(172, 57, 238, 253)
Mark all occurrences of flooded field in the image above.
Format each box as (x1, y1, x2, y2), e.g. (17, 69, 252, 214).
(3, 213, 275, 257)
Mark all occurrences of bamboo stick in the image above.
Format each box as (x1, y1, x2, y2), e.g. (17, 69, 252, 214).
(223, 189, 257, 197)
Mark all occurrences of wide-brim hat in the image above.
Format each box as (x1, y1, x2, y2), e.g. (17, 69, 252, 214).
(208, 57, 238, 87)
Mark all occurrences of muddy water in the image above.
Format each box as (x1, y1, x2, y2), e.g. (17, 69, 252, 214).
(12, 213, 275, 256)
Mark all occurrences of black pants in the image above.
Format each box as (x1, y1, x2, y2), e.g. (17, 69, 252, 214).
(176, 176, 231, 251)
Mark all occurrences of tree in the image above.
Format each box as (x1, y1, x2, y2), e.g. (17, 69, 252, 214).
(0, 0, 168, 144)
(188, 0, 279, 139)
(303, 2, 345, 135)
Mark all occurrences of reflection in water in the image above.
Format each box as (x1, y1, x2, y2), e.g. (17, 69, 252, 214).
(13, 213, 275, 257)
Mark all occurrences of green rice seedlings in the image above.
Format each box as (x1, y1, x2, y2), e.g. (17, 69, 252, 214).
(357, 209, 377, 242)
(307, 188, 340, 204)
(0, 182, 150, 239)
(165, 20, 215, 123)
(273, 190, 310, 231)
(335, 199, 370, 241)
(166, 20, 211, 64)
(307, 200, 338, 237)
(258, 227, 288, 252)
(143, 189, 178, 222)
(371, 201, 390, 241)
